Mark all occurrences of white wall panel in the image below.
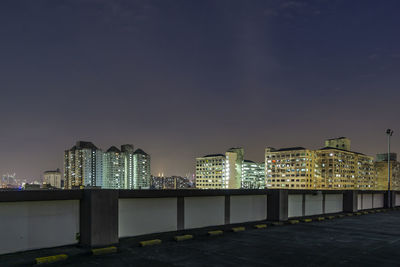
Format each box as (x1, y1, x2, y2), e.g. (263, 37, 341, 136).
(230, 195, 266, 224)
(0, 200, 79, 255)
(184, 196, 224, 229)
(396, 193, 400, 206)
(119, 198, 177, 238)
(288, 194, 303, 218)
(357, 194, 362, 210)
(325, 194, 343, 214)
(305, 194, 323, 216)
(373, 194, 384, 208)
(362, 194, 373, 210)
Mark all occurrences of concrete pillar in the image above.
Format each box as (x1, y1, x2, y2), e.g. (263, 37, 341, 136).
(224, 195, 230, 224)
(384, 191, 395, 208)
(267, 190, 288, 221)
(343, 191, 358, 212)
(80, 190, 119, 247)
(177, 197, 185, 230)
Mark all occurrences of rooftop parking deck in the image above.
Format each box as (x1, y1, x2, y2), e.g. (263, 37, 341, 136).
(2, 209, 400, 266)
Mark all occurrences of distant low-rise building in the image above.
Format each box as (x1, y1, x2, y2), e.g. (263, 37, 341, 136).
(43, 169, 63, 189)
(151, 175, 193, 189)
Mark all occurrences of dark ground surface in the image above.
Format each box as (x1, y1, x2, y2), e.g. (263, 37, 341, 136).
(2, 210, 400, 266)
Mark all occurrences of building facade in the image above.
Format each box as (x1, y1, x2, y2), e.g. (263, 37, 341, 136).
(195, 154, 226, 189)
(196, 148, 264, 189)
(265, 147, 319, 189)
(242, 160, 265, 189)
(133, 149, 151, 189)
(265, 138, 375, 190)
(103, 146, 124, 189)
(64, 141, 103, 189)
(121, 144, 134, 189)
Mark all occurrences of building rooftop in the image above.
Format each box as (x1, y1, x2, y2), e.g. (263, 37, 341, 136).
(106, 146, 121, 153)
(43, 169, 61, 174)
(201, 154, 226, 158)
(69, 141, 98, 151)
(134, 149, 148, 155)
(319, 146, 366, 155)
(3, 210, 400, 266)
(273, 147, 307, 152)
(326, 136, 348, 141)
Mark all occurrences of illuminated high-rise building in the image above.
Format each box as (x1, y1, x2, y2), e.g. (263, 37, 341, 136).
(133, 149, 151, 189)
(64, 141, 103, 189)
(103, 146, 124, 189)
(121, 144, 134, 189)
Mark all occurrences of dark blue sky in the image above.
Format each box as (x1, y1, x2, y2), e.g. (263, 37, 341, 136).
(1, 0, 399, 180)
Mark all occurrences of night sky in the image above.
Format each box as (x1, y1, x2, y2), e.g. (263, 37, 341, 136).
(1, 0, 399, 181)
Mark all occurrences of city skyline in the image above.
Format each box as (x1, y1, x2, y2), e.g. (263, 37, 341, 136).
(1, 0, 399, 180)
(0, 133, 398, 182)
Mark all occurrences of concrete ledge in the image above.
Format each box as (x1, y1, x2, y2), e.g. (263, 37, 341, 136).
(232, 227, 245, 232)
(208, 230, 223, 236)
(36, 254, 68, 264)
(139, 239, 162, 247)
(92, 246, 117, 255)
(174, 235, 193, 242)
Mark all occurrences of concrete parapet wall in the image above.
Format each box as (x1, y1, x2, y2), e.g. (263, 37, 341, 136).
(0, 200, 79, 255)
(0, 189, 397, 255)
(119, 198, 178, 237)
(230, 195, 267, 224)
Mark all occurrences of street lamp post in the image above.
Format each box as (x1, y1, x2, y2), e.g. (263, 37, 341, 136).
(386, 129, 394, 208)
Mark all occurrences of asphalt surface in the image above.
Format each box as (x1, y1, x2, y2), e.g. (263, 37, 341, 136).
(2, 210, 400, 266)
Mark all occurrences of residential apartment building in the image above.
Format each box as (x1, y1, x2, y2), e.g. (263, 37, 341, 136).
(133, 149, 151, 189)
(103, 146, 125, 189)
(225, 148, 244, 189)
(265, 147, 319, 189)
(64, 142, 148, 189)
(196, 154, 226, 189)
(196, 148, 264, 189)
(121, 144, 134, 189)
(316, 148, 374, 190)
(64, 141, 103, 189)
(265, 137, 375, 190)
